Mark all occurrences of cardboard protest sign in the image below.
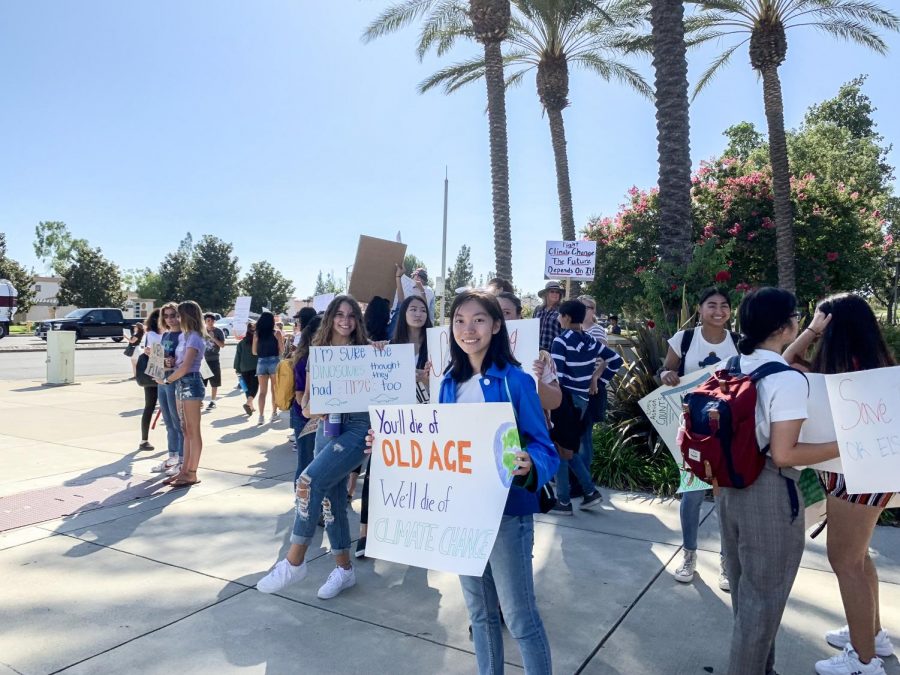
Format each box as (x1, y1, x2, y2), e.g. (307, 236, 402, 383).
(232, 296, 252, 339)
(313, 293, 335, 313)
(544, 240, 597, 281)
(309, 343, 417, 414)
(366, 402, 515, 575)
(799, 373, 844, 473)
(426, 319, 540, 403)
(824, 366, 900, 494)
(146, 343, 166, 382)
(638, 367, 715, 493)
(347, 235, 407, 304)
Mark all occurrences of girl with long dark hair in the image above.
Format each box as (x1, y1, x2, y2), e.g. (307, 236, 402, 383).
(718, 287, 839, 675)
(354, 294, 432, 558)
(253, 310, 284, 426)
(439, 289, 558, 674)
(233, 322, 259, 416)
(257, 295, 371, 600)
(137, 309, 161, 450)
(151, 302, 183, 476)
(784, 293, 896, 674)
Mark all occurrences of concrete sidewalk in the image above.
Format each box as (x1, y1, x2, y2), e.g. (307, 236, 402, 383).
(1, 374, 898, 675)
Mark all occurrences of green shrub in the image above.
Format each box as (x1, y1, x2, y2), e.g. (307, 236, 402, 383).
(881, 322, 900, 361)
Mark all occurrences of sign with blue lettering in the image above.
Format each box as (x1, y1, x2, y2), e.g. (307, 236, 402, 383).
(366, 403, 516, 575)
(309, 344, 417, 414)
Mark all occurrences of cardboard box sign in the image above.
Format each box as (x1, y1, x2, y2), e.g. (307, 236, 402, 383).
(347, 235, 408, 304)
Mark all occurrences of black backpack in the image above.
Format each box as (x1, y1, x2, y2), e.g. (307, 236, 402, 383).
(677, 328, 741, 376)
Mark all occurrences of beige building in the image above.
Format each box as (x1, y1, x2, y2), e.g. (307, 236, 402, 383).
(25, 276, 77, 322)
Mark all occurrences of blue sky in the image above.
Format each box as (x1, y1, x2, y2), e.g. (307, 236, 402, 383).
(1, 1, 898, 299)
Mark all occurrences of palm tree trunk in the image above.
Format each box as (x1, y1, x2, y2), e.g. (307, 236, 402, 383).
(650, 0, 692, 269)
(760, 65, 796, 293)
(547, 108, 576, 242)
(483, 39, 513, 281)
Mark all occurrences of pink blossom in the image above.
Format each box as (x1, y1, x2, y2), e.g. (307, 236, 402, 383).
(736, 282, 751, 293)
(715, 270, 731, 283)
(761, 217, 775, 230)
(850, 191, 859, 200)
(826, 252, 839, 262)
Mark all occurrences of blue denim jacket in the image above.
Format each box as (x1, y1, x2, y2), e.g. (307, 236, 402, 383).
(439, 363, 560, 516)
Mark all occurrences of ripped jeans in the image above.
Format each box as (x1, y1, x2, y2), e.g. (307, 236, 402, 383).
(290, 412, 368, 556)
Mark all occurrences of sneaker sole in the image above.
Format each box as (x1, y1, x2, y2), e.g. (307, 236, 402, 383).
(318, 579, 356, 600)
(354, 550, 366, 559)
(580, 499, 603, 511)
(673, 574, 695, 583)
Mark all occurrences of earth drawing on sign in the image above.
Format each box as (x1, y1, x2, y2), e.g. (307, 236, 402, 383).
(493, 422, 521, 488)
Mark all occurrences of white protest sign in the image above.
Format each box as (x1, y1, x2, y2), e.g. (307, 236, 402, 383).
(427, 319, 540, 403)
(313, 293, 335, 313)
(638, 367, 715, 493)
(400, 275, 417, 299)
(544, 240, 597, 281)
(366, 403, 515, 576)
(232, 296, 252, 339)
(146, 343, 166, 382)
(310, 343, 417, 414)
(798, 373, 843, 473)
(824, 366, 900, 494)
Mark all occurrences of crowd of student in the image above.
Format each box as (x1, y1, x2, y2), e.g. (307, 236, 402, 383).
(126, 276, 895, 675)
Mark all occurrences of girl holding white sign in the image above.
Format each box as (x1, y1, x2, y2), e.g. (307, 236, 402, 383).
(783, 293, 896, 675)
(257, 295, 371, 600)
(438, 289, 559, 675)
(355, 294, 432, 559)
(658, 287, 739, 591)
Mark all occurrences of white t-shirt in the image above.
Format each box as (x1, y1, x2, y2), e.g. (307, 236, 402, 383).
(142, 332, 163, 349)
(668, 327, 738, 376)
(739, 349, 809, 453)
(456, 375, 486, 403)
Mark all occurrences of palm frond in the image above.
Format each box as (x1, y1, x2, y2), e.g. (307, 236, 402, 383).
(362, 0, 440, 43)
(686, 0, 755, 21)
(416, 1, 470, 60)
(417, 57, 487, 94)
(794, 1, 900, 30)
(692, 39, 748, 99)
(572, 53, 654, 98)
(800, 17, 891, 52)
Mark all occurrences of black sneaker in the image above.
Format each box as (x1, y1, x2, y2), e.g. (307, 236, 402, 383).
(138, 440, 154, 451)
(355, 536, 366, 558)
(549, 502, 573, 516)
(580, 490, 604, 511)
(206, 401, 217, 411)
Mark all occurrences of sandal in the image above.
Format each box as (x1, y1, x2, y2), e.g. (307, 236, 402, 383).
(168, 478, 201, 488)
(242, 403, 253, 416)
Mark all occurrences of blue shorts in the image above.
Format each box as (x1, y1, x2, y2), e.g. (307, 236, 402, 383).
(256, 355, 280, 376)
(176, 372, 205, 401)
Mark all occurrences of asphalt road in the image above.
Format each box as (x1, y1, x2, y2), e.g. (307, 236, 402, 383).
(0, 343, 238, 381)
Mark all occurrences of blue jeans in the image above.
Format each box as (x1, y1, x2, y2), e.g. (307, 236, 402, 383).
(459, 515, 552, 675)
(290, 412, 368, 555)
(681, 488, 724, 558)
(290, 406, 314, 483)
(157, 382, 183, 459)
(556, 453, 597, 505)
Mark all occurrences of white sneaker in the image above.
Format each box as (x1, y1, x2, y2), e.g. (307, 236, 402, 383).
(673, 549, 696, 583)
(317, 565, 356, 599)
(257, 414, 265, 426)
(256, 559, 308, 594)
(815, 645, 885, 675)
(151, 456, 179, 473)
(826, 626, 894, 657)
(270, 412, 280, 423)
(718, 558, 731, 592)
(165, 463, 182, 477)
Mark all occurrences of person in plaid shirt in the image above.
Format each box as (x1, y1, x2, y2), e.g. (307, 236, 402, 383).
(534, 281, 564, 352)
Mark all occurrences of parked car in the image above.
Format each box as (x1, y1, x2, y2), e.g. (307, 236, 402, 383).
(0, 278, 17, 339)
(214, 317, 235, 337)
(35, 308, 142, 342)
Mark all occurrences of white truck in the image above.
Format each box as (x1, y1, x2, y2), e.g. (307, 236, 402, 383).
(0, 278, 17, 339)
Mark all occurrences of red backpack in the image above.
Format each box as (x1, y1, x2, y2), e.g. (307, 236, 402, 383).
(677, 356, 804, 490)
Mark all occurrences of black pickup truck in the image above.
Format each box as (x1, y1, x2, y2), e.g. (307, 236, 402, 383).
(35, 308, 143, 342)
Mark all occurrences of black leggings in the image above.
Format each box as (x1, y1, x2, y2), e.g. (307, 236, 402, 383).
(241, 370, 260, 398)
(141, 386, 159, 441)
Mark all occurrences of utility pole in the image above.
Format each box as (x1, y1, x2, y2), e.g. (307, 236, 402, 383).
(439, 167, 449, 325)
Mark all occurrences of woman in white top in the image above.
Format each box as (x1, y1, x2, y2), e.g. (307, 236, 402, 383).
(718, 287, 839, 675)
(658, 287, 739, 590)
(138, 309, 163, 450)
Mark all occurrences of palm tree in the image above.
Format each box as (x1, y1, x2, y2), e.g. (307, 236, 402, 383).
(364, 1, 515, 281)
(649, 0, 694, 270)
(418, 0, 652, 243)
(691, 0, 899, 293)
